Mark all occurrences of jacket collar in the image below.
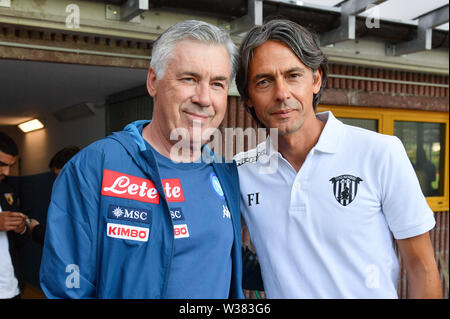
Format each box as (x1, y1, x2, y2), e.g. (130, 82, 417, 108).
(123, 120, 151, 152)
(107, 121, 166, 200)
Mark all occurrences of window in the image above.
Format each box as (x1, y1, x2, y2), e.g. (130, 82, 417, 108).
(394, 121, 444, 197)
(317, 105, 449, 212)
(339, 118, 378, 132)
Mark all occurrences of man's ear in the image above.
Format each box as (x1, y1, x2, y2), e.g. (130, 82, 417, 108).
(246, 96, 253, 108)
(312, 68, 323, 94)
(147, 68, 158, 97)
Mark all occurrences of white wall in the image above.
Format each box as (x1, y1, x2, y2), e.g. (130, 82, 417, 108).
(12, 107, 105, 176)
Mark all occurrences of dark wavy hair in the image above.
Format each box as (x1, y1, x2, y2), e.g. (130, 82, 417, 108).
(235, 19, 328, 126)
(0, 132, 18, 156)
(49, 146, 80, 170)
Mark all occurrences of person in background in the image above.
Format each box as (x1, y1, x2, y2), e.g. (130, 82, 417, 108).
(48, 145, 80, 177)
(27, 146, 81, 246)
(0, 132, 29, 299)
(415, 147, 437, 197)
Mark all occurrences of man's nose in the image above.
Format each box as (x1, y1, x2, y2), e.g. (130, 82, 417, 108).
(191, 82, 212, 108)
(274, 79, 291, 103)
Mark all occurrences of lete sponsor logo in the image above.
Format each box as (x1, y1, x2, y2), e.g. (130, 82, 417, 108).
(101, 170, 185, 203)
(107, 223, 149, 242)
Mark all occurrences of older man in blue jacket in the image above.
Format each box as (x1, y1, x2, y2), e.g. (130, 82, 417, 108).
(40, 20, 244, 299)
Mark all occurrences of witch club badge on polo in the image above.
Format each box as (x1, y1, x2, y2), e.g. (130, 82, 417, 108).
(329, 175, 363, 206)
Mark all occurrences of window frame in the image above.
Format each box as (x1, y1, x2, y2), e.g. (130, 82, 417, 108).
(317, 105, 449, 212)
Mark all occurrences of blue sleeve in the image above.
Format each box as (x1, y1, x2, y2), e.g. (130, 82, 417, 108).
(40, 148, 103, 298)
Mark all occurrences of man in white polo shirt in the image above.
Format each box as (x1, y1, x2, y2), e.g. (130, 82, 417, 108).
(234, 19, 442, 298)
(0, 132, 28, 299)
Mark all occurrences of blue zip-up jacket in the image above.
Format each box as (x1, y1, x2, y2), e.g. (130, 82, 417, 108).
(40, 121, 244, 299)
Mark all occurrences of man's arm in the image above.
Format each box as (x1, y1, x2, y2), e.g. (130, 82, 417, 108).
(396, 232, 442, 298)
(379, 137, 441, 298)
(40, 149, 100, 298)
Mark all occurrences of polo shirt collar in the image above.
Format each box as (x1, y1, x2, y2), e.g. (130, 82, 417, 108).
(313, 111, 344, 154)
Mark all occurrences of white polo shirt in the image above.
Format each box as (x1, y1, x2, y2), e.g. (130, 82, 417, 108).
(0, 204, 20, 299)
(235, 111, 435, 298)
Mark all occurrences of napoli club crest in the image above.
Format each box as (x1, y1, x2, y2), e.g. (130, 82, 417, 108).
(329, 175, 363, 206)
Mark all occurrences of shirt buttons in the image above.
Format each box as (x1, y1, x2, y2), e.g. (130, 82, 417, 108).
(294, 182, 300, 189)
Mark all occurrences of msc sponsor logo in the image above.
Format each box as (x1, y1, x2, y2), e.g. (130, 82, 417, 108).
(108, 205, 150, 224)
(101, 169, 185, 203)
(174, 224, 189, 239)
(170, 208, 184, 221)
(107, 223, 149, 242)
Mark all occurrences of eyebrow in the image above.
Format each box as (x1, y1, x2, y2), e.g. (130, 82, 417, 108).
(252, 67, 306, 81)
(211, 76, 229, 82)
(252, 73, 273, 82)
(285, 67, 306, 75)
(178, 71, 200, 78)
(178, 72, 229, 82)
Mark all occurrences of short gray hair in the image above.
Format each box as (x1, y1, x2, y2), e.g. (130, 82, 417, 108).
(150, 20, 238, 80)
(236, 19, 328, 124)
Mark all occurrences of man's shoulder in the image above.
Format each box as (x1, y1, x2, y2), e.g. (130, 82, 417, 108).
(339, 124, 408, 170)
(342, 123, 399, 149)
(74, 133, 130, 160)
(61, 134, 133, 177)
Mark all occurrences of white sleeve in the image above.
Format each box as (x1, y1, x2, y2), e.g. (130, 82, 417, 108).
(380, 136, 435, 240)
